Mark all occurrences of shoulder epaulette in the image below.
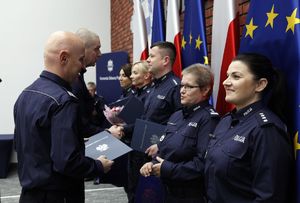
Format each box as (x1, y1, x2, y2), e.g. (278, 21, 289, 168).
(204, 106, 219, 118)
(172, 79, 178, 85)
(255, 111, 272, 126)
(255, 110, 287, 133)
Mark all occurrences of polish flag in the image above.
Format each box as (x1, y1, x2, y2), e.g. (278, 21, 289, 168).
(166, 0, 182, 77)
(211, 0, 239, 116)
(131, 0, 148, 62)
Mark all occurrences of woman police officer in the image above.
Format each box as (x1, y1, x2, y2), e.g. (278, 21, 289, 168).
(204, 53, 293, 203)
(140, 63, 219, 203)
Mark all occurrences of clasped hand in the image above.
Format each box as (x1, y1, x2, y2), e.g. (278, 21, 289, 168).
(140, 156, 164, 177)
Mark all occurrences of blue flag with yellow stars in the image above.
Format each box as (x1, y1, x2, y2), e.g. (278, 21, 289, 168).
(181, 0, 208, 68)
(239, 0, 300, 201)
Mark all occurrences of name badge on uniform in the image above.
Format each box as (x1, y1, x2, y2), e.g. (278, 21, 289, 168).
(243, 107, 252, 116)
(233, 134, 246, 143)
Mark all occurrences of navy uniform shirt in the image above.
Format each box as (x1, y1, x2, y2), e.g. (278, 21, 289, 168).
(204, 101, 293, 203)
(157, 101, 219, 189)
(91, 94, 110, 129)
(14, 71, 104, 191)
(72, 70, 100, 137)
(134, 83, 152, 104)
(143, 72, 181, 124)
(120, 86, 135, 99)
(122, 84, 152, 143)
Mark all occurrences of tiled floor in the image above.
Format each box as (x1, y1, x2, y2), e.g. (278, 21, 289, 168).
(0, 164, 128, 203)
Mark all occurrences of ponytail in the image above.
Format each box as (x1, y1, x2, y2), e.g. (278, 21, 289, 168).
(266, 69, 288, 124)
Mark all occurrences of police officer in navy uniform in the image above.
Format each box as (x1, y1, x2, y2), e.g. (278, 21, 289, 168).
(143, 41, 181, 125)
(72, 28, 122, 138)
(140, 64, 219, 203)
(204, 53, 293, 203)
(130, 61, 153, 104)
(14, 31, 114, 203)
(115, 41, 181, 203)
(119, 63, 135, 98)
(120, 60, 153, 202)
(121, 61, 153, 142)
(71, 28, 101, 137)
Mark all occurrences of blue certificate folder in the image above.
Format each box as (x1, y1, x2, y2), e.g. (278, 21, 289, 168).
(131, 119, 166, 153)
(85, 131, 132, 160)
(109, 96, 144, 124)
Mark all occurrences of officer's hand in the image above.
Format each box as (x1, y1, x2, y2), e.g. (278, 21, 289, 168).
(152, 156, 164, 177)
(97, 155, 114, 173)
(145, 144, 158, 157)
(107, 125, 124, 139)
(140, 162, 153, 177)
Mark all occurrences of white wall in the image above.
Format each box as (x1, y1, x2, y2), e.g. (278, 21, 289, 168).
(0, 0, 111, 134)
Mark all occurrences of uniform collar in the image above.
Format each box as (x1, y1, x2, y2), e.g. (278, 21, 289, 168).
(40, 70, 72, 91)
(230, 101, 264, 126)
(135, 84, 151, 95)
(182, 100, 209, 118)
(153, 71, 173, 86)
(122, 86, 134, 97)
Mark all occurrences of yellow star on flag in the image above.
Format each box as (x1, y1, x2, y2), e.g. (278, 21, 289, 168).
(265, 4, 278, 28)
(189, 33, 193, 44)
(195, 35, 202, 50)
(181, 36, 187, 49)
(203, 56, 209, 65)
(245, 18, 258, 39)
(294, 132, 300, 158)
(286, 8, 300, 33)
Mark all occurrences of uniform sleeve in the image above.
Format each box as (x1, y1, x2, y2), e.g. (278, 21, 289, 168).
(160, 117, 217, 181)
(251, 125, 293, 202)
(171, 85, 181, 111)
(50, 101, 104, 179)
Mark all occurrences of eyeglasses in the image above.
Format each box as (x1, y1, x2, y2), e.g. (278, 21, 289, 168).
(180, 84, 200, 91)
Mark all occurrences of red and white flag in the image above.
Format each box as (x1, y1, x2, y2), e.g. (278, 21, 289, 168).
(211, 0, 239, 116)
(166, 0, 182, 77)
(131, 0, 148, 62)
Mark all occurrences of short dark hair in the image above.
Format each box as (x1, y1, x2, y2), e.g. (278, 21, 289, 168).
(120, 63, 132, 78)
(150, 41, 176, 65)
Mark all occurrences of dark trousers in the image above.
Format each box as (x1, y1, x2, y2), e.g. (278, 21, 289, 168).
(164, 195, 206, 203)
(163, 185, 207, 203)
(19, 188, 84, 203)
(127, 151, 149, 203)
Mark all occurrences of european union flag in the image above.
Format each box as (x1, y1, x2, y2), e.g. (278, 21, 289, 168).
(181, 0, 208, 68)
(151, 0, 165, 45)
(239, 1, 300, 201)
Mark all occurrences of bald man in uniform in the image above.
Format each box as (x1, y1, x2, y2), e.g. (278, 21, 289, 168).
(14, 31, 113, 203)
